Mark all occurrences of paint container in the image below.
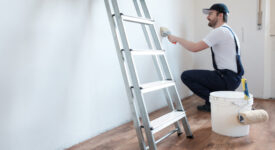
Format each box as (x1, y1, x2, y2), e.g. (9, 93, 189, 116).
(210, 91, 253, 137)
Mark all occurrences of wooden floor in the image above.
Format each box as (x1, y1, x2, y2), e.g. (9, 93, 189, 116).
(68, 95, 275, 150)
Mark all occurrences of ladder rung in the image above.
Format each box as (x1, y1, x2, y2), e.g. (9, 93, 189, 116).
(151, 111, 186, 134)
(121, 15, 154, 25)
(130, 49, 165, 55)
(140, 80, 174, 93)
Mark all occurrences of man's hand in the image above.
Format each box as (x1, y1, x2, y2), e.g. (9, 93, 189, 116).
(167, 35, 177, 44)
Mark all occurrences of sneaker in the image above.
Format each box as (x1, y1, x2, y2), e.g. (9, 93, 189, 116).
(197, 104, 211, 112)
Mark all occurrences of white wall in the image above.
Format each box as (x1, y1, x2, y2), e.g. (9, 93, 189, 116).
(0, 0, 194, 149)
(193, 0, 273, 98)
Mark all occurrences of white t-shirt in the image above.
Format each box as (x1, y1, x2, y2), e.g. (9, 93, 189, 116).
(203, 24, 240, 73)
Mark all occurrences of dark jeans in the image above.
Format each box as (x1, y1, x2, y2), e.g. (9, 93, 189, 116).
(181, 69, 241, 105)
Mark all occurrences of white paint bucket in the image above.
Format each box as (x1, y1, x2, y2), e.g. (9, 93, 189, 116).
(210, 91, 253, 137)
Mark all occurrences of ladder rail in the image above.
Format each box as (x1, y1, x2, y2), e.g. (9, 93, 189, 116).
(132, 0, 177, 114)
(111, 0, 157, 149)
(139, 0, 190, 112)
(172, 86, 193, 136)
(104, 1, 146, 149)
(132, 0, 168, 81)
(132, 0, 179, 124)
(132, 0, 153, 49)
(138, 0, 183, 135)
(132, 0, 166, 81)
(137, 0, 176, 98)
(139, 0, 174, 81)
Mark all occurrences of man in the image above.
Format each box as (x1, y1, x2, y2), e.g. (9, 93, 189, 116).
(167, 3, 244, 112)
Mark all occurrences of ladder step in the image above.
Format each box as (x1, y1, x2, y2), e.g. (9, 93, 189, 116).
(151, 111, 186, 134)
(121, 15, 154, 25)
(130, 49, 165, 55)
(140, 80, 174, 93)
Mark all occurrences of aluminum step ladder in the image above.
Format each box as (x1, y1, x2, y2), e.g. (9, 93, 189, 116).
(104, 0, 193, 149)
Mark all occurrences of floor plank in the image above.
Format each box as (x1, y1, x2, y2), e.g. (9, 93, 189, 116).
(68, 95, 275, 150)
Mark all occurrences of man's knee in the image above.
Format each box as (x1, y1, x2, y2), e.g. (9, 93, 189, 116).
(181, 70, 193, 83)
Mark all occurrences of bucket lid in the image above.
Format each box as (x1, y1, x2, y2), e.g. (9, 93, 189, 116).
(210, 91, 253, 99)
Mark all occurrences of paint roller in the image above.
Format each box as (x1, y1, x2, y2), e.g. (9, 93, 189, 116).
(237, 78, 269, 125)
(239, 109, 269, 125)
(160, 27, 177, 44)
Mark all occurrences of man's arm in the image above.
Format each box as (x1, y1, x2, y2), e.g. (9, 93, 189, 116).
(168, 35, 209, 52)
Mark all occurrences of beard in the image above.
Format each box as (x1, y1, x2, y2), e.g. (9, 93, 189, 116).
(208, 18, 218, 27)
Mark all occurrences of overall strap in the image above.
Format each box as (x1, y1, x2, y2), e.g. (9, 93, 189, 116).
(210, 26, 244, 76)
(222, 26, 239, 55)
(210, 47, 218, 70)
